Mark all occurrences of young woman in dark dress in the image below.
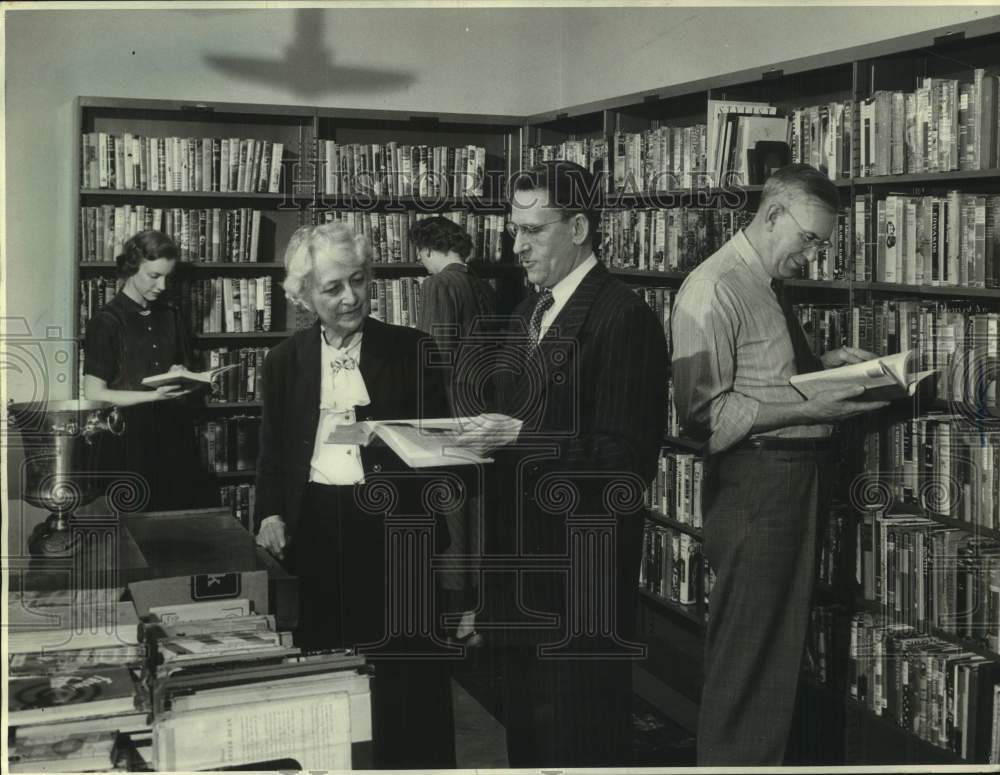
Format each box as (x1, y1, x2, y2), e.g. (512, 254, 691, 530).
(410, 216, 497, 414)
(409, 216, 497, 641)
(83, 230, 209, 511)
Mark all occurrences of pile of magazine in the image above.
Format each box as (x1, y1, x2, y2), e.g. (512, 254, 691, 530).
(7, 587, 372, 771)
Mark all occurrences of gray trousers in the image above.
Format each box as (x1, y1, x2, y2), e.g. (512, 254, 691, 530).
(697, 447, 830, 766)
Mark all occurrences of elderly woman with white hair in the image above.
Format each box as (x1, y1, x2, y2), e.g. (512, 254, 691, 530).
(253, 222, 457, 768)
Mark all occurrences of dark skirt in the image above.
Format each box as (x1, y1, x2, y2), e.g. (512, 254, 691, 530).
(291, 482, 457, 770)
(96, 401, 212, 512)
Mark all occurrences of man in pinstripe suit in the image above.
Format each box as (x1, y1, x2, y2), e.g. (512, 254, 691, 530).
(465, 160, 669, 766)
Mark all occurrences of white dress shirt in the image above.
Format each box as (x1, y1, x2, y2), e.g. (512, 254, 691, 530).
(308, 329, 369, 485)
(537, 253, 598, 341)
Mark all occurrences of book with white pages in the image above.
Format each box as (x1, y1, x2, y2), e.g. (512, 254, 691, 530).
(326, 414, 522, 468)
(141, 363, 239, 389)
(789, 349, 936, 401)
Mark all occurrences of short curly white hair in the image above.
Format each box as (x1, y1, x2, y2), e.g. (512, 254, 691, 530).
(282, 222, 373, 312)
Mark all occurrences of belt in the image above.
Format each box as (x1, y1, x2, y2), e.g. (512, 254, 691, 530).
(732, 436, 833, 452)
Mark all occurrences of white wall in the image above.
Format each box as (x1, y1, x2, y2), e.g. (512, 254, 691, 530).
(4, 5, 996, 402)
(556, 6, 992, 111)
(3, 6, 566, 402)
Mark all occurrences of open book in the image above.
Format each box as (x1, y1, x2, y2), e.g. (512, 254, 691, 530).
(789, 349, 936, 401)
(141, 364, 239, 389)
(327, 414, 522, 468)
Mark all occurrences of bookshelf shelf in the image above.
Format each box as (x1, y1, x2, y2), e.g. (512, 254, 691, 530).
(799, 676, 965, 765)
(662, 434, 703, 453)
(612, 270, 852, 291)
(907, 512, 1000, 543)
(79, 261, 287, 270)
(638, 588, 705, 628)
(605, 185, 764, 204)
(202, 401, 263, 410)
(80, 189, 291, 201)
(852, 169, 1000, 187)
(193, 331, 289, 340)
(211, 470, 257, 480)
(313, 195, 509, 210)
(863, 282, 1000, 299)
(927, 399, 1000, 418)
(857, 599, 1000, 663)
(648, 510, 703, 539)
(610, 268, 688, 282)
(785, 278, 852, 291)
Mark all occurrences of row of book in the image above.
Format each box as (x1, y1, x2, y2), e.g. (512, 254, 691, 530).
(847, 610, 1000, 762)
(199, 346, 270, 404)
(633, 285, 673, 342)
(817, 504, 854, 590)
(528, 71, 999, 190)
(648, 450, 704, 530)
(639, 520, 712, 611)
(793, 303, 999, 408)
(522, 138, 607, 179)
(317, 140, 488, 197)
(79, 276, 124, 330)
(857, 71, 1000, 178)
(599, 207, 752, 272)
(80, 132, 285, 193)
(707, 100, 788, 186)
(178, 276, 275, 334)
(859, 416, 1000, 531)
(78, 275, 276, 334)
(219, 483, 256, 532)
(80, 205, 268, 264)
(604, 205, 851, 282)
(793, 304, 859, 358)
(369, 277, 425, 329)
(320, 209, 506, 263)
(611, 126, 709, 192)
(789, 102, 854, 181)
(855, 192, 1000, 288)
(857, 509, 1000, 645)
(665, 381, 683, 437)
(196, 415, 261, 473)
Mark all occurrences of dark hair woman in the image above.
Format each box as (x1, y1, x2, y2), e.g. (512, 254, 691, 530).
(83, 230, 210, 511)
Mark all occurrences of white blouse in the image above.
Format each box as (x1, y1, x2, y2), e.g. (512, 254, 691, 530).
(308, 329, 370, 485)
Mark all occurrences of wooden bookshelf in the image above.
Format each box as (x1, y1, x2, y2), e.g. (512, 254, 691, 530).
(525, 18, 1000, 765)
(797, 676, 963, 765)
(80, 189, 290, 201)
(662, 434, 703, 453)
(863, 282, 1000, 299)
(648, 510, 702, 539)
(610, 268, 688, 282)
(857, 598, 1000, 663)
(211, 470, 257, 481)
(852, 168, 1000, 187)
(192, 331, 289, 341)
(638, 588, 705, 628)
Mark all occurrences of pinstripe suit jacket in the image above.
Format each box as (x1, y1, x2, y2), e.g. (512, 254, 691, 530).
(491, 260, 669, 643)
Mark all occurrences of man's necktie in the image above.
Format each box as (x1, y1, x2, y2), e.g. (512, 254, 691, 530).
(528, 289, 554, 347)
(772, 279, 824, 375)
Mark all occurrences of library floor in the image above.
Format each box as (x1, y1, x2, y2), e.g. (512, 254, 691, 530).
(451, 648, 697, 768)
